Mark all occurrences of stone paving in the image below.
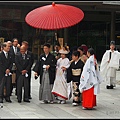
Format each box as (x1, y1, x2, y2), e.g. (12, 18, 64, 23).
(0, 70, 120, 119)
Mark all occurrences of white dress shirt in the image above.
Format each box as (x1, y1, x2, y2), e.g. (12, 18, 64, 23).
(13, 46, 17, 54)
(43, 54, 49, 69)
(3, 50, 8, 58)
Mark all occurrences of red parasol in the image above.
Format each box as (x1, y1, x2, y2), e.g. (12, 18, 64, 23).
(25, 2, 84, 30)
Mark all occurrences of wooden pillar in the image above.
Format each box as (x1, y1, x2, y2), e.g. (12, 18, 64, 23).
(110, 11, 116, 41)
(64, 28, 68, 46)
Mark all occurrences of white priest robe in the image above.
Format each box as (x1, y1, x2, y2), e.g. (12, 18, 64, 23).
(100, 50, 120, 86)
(79, 55, 103, 95)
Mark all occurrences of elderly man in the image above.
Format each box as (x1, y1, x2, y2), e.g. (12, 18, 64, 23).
(15, 45, 32, 103)
(22, 41, 34, 99)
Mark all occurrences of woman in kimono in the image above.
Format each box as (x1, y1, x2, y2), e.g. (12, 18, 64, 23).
(79, 48, 103, 110)
(52, 48, 70, 104)
(67, 51, 84, 106)
(77, 46, 88, 64)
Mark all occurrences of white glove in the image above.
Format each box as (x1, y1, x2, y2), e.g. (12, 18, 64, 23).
(5, 74, 8, 76)
(43, 65, 47, 69)
(5, 72, 12, 76)
(25, 73, 28, 77)
(9, 72, 12, 76)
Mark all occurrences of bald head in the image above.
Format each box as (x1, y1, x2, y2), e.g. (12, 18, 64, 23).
(22, 44, 27, 51)
(22, 41, 28, 50)
(20, 45, 26, 54)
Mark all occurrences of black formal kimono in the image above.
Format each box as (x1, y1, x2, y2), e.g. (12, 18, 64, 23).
(67, 59, 84, 105)
(33, 52, 57, 102)
(15, 52, 32, 102)
(0, 51, 13, 102)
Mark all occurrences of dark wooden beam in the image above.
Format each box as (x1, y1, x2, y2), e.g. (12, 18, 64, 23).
(0, 1, 120, 12)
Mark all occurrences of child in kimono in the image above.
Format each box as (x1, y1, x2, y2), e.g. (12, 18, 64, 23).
(67, 51, 84, 106)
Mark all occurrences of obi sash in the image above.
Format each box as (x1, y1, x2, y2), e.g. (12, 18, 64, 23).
(72, 69, 81, 76)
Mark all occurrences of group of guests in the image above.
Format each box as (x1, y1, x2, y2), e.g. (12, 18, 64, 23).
(0, 39, 118, 110)
(33, 43, 102, 110)
(0, 38, 34, 104)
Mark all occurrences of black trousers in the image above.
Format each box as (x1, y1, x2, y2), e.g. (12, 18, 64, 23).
(15, 72, 19, 96)
(0, 76, 12, 102)
(17, 75, 29, 101)
(28, 71, 31, 97)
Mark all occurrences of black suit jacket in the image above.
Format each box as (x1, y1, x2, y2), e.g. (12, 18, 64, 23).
(9, 46, 20, 63)
(0, 51, 13, 81)
(33, 53, 57, 84)
(15, 52, 33, 77)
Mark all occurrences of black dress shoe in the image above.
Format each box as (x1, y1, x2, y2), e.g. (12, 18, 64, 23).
(110, 85, 113, 89)
(29, 96, 32, 99)
(106, 85, 111, 89)
(24, 100, 30, 103)
(18, 100, 21, 103)
(106, 85, 113, 89)
(43, 100, 48, 103)
(0, 101, 3, 103)
(5, 99, 12, 103)
(0, 103, 3, 108)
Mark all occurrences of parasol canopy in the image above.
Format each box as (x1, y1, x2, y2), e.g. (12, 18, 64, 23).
(25, 2, 84, 30)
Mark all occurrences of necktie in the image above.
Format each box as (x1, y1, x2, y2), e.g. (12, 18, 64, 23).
(6, 52, 8, 59)
(15, 47, 17, 54)
(22, 54, 25, 60)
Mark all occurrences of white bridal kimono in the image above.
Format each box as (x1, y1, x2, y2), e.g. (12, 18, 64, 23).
(79, 55, 103, 95)
(100, 50, 120, 86)
(52, 58, 70, 100)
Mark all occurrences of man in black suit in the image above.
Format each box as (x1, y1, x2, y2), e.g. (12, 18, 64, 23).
(15, 45, 33, 103)
(22, 41, 34, 99)
(0, 42, 13, 103)
(9, 38, 20, 95)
